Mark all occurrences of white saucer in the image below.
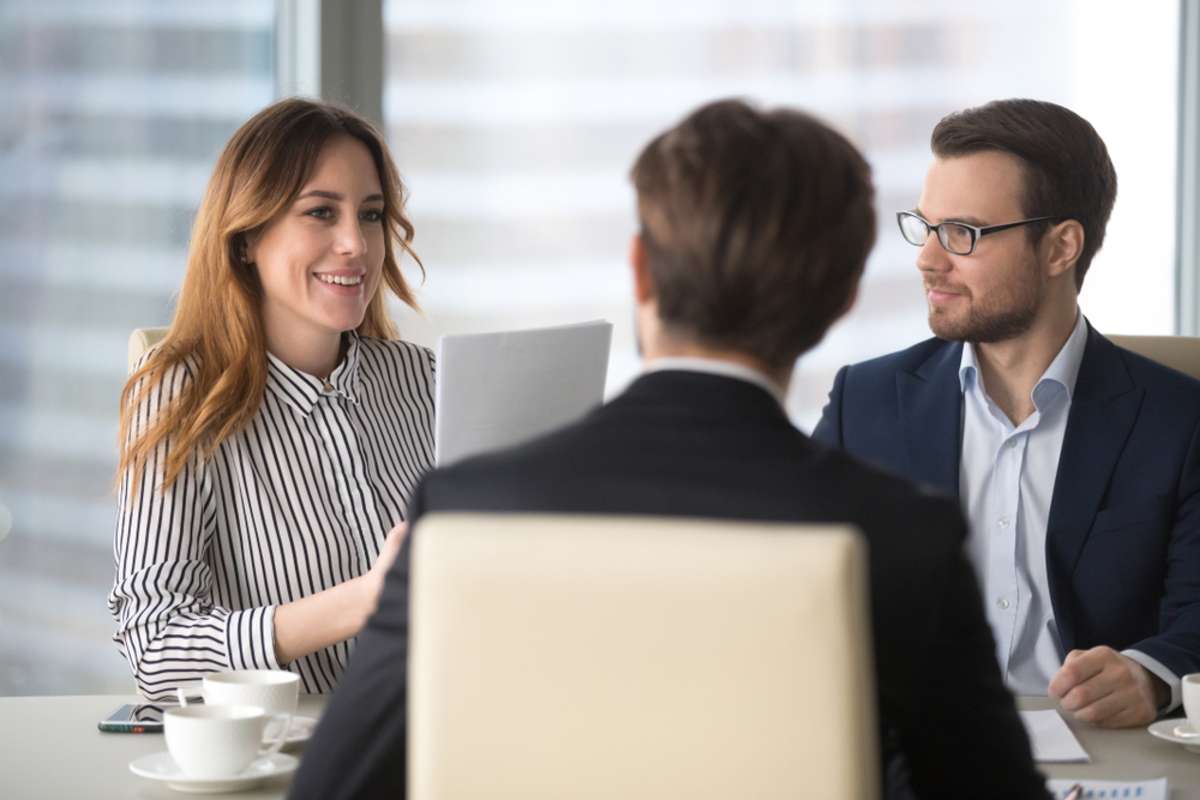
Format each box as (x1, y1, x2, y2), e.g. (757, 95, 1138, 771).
(265, 715, 318, 746)
(129, 751, 298, 793)
(1147, 719, 1200, 753)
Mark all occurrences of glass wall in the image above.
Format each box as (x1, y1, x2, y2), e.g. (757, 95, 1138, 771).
(382, 0, 1179, 427)
(0, 1, 275, 695)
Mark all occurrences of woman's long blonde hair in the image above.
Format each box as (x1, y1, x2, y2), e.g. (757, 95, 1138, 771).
(117, 98, 422, 492)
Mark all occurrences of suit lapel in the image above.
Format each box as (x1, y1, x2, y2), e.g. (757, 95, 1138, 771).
(897, 341, 963, 498)
(1046, 327, 1143, 639)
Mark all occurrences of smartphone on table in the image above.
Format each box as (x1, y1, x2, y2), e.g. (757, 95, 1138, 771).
(97, 697, 204, 733)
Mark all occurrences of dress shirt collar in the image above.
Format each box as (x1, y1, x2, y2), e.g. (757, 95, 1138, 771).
(642, 356, 787, 406)
(957, 310, 1088, 409)
(266, 331, 362, 416)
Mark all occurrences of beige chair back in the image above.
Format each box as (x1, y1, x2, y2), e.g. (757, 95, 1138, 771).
(127, 327, 168, 373)
(1110, 334, 1200, 380)
(409, 513, 878, 800)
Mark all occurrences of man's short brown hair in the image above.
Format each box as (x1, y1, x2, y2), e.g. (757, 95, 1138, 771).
(931, 99, 1117, 289)
(631, 99, 875, 370)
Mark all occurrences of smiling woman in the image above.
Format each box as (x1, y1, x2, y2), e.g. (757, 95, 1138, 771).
(108, 99, 436, 699)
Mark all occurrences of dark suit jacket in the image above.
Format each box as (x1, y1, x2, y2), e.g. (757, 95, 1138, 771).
(812, 323, 1200, 680)
(292, 371, 1045, 799)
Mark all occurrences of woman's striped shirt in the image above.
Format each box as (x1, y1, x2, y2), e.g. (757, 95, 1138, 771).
(108, 333, 435, 699)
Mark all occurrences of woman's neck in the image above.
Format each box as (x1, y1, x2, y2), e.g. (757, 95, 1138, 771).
(265, 321, 345, 379)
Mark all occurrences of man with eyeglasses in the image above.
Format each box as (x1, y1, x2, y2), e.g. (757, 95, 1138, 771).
(815, 98, 1200, 729)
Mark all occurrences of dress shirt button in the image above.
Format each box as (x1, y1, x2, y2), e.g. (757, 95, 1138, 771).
(996, 598, 1010, 610)
(322, 381, 334, 393)
(997, 516, 1010, 529)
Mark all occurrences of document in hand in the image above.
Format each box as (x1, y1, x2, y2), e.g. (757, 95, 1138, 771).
(435, 320, 613, 466)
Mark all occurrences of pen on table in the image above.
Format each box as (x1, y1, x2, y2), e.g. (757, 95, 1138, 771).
(1063, 783, 1084, 800)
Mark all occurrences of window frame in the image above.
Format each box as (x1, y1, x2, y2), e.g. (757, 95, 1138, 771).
(275, 0, 384, 127)
(1178, 0, 1200, 335)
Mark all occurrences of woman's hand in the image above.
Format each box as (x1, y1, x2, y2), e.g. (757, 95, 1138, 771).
(273, 522, 409, 665)
(359, 523, 408, 623)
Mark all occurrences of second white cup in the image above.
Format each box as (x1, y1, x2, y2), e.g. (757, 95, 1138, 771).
(186, 669, 300, 716)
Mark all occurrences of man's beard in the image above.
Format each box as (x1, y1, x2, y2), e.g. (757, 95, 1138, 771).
(926, 262, 1043, 344)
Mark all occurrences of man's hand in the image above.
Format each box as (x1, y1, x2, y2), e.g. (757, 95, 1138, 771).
(1048, 646, 1167, 728)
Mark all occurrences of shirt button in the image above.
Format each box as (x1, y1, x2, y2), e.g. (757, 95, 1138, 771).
(997, 517, 1010, 529)
(997, 598, 1010, 610)
(322, 381, 334, 393)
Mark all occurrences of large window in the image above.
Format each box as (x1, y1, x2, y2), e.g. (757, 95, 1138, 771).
(0, 1, 1183, 696)
(0, 1, 275, 695)
(383, 1, 1180, 427)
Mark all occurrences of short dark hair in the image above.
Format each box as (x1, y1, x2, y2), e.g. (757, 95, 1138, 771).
(630, 99, 875, 369)
(931, 99, 1117, 289)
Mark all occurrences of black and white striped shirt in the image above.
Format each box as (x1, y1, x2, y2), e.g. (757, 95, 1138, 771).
(109, 333, 435, 699)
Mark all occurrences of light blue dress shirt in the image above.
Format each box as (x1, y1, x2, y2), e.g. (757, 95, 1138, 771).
(958, 311, 1179, 708)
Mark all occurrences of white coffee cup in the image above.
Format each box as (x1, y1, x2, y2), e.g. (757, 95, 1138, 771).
(164, 704, 284, 778)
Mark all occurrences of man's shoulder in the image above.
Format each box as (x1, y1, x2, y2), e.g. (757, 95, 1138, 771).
(1105, 336, 1200, 399)
(841, 336, 956, 380)
(822, 338, 960, 424)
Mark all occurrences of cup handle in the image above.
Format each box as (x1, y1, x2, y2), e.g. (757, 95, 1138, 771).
(259, 714, 293, 756)
(176, 683, 204, 707)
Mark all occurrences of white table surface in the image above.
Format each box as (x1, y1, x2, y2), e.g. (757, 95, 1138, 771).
(0, 694, 329, 799)
(3, 694, 1200, 797)
(1021, 697, 1200, 798)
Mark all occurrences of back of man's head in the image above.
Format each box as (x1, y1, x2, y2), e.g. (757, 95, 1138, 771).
(630, 99, 875, 370)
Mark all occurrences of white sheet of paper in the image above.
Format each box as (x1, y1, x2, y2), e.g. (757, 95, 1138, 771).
(435, 320, 613, 466)
(1020, 709, 1090, 763)
(1046, 778, 1167, 799)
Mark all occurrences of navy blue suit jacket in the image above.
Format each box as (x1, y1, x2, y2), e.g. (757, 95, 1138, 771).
(812, 323, 1200, 678)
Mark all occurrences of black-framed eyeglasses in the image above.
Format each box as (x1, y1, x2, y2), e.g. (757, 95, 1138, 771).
(896, 210, 1058, 256)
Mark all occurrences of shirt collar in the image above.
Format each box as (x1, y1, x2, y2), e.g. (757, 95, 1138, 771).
(643, 356, 787, 406)
(957, 310, 1089, 404)
(265, 332, 362, 416)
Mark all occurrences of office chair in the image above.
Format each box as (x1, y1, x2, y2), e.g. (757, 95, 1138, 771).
(408, 513, 878, 800)
(127, 327, 168, 373)
(1109, 334, 1200, 380)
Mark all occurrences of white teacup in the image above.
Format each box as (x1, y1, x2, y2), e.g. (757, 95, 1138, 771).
(184, 669, 299, 715)
(164, 704, 284, 778)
